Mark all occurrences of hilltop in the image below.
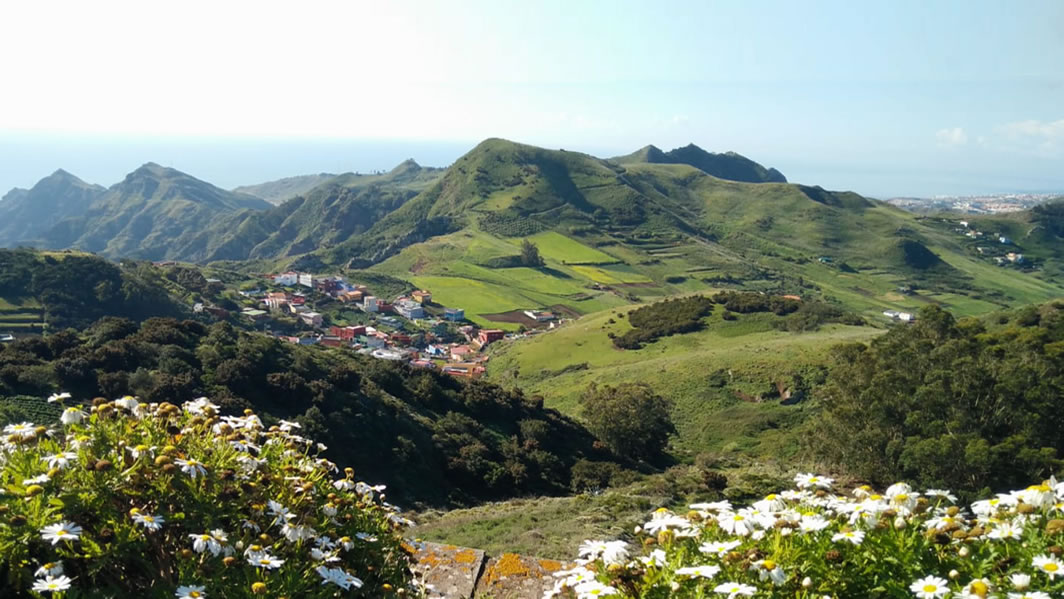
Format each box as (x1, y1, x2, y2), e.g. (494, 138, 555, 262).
(611, 142, 787, 183)
(232, 172, 338, 204)
(0, 169, 104, 246)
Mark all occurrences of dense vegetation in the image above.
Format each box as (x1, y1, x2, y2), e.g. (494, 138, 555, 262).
(712, 290, 801, 315)
(0, 249, 186, 330)
(580, 382, 674, 462)
(611, 296, 715, 349)
(813, 303, 1064, 497)
(0, 396, 417, 597)
(0, 316, 623, 507)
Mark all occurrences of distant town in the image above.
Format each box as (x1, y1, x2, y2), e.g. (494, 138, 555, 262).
(886, 193, 1062, 214)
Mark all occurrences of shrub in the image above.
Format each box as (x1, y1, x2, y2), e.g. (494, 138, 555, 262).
(580, 383, 674, 462)
(546, 475, 1064, 598)
(0, 395, 421, 597)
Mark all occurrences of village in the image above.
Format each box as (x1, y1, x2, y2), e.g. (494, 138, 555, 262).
(200, 270, 567, 379)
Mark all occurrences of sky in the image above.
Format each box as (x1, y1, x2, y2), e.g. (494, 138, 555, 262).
(0, 0, 1062, 198)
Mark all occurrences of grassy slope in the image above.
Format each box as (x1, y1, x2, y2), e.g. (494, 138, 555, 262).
(484, 298, 882, 459)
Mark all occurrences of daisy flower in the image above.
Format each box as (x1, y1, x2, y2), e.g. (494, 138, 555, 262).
(32, 575, 73, 593)
(794, 473, 833, 490)
(60, 407, 87, 425)
(174, 458, 207, 479)
(910, 575, 950, 599)
(46, 392, 71, 403)
(43, 452, 78, 470)
(1007, 593, 1051, 599)
(676, 565, 721, 579)
(832, 530, 865, 545)
(249, 552, 284, 569)
(4, 421, 36, 439)
(175, 585, 206, 599)
(34, 562, 63, 577)
(1033, 554, 1063, 579)
(40, 522, 82, 545)
(132, 512, 165, 531)
(1010, 573, 1031, 590)
(714, 582, 757, 598)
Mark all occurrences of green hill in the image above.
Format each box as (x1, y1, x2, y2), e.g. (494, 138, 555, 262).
(612, 142, 787, 183)
(232, 172, 338, 204)
(39, 163, 272, 261)
(0, 169, 104, 246)
(289, 138, 1064, 328)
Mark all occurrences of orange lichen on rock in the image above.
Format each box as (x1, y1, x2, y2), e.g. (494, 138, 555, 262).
(482, 552, 532, 585)
(454, 549, 478, 564)
(538, 559, 563, 572)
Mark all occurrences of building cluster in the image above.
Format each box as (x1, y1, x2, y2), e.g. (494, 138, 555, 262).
(253, 271, 528, 379)
(883, 309, 915, 323)
(954, 222, 1025, 267)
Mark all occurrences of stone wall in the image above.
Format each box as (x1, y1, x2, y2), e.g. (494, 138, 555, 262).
(410, 540, 572, 599)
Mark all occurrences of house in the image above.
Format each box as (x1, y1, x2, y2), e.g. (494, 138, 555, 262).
(315, 278, 341, 295)
(0, 334, 15, 343)
(299, 311, 323, 328)
(1007, 252, 1024, 263)
(976, 246, 988, 254)
(817, 256, 833, 264)
(390, 332, 413, 345)
(411, 290, 432, 304)
(298, 273, 314, 288)
(205, 278, 222, 285)
(205, 306, 229, 320)
(279, 336, 301, 345)
(273, 272, 299, 286)
(450, 345, 474, 361)
(999, 236, 1011, 244)
(330, 325, 367, 340)
(411, 359, 435, 369)
(363, 296, 378, 313)
(395, 299, 425, 319)
(193, 302, 205, 313)
(781, 295, 802, 302)
(477, 329, 505, 346)
(959, 220, 969, 228)
(458, 325, 477, 341)
(883, 310, 900, 319)
(289, 295, 306, 306)
(442, 363, 485, 379)
(359, 335, 386, 349)
(265, 292, 289, 312)
(377, 301, 394, 314)
(338, 290, 364, 303)
(371, 348, 407, 361)
(523, 310, 557, 322)
(443, 307, 465, 322)
(898, 312, 915, 322)
(242, 308, 268, 321)
(423, 345, 448, 358)
(319, 336, 343, 348)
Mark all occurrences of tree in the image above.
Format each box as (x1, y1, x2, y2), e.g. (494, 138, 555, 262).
(581, 382, 674, 462)
(520, 239, 545, 267)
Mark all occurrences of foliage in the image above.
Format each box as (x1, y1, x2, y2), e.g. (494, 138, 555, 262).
(0, 395, 419, 598)
(0, 317, 619, 507)
(478, 212, 547, 237)
(0, 249, 186, 330)
(813, 303, 1064, 497)
(612, 296, 715, 349)
(712, 291, 801, 316)
(547, 475, 1064, 598)
(520, 239, 545, 268)
(580, 383, 674, 463)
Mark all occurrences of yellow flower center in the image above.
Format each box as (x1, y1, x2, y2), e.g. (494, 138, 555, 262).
(970, 581, 988, 597)
(55, 530, 66, 536)
(924, 584, 938, 592)
(734, 515, 744, 521)
(1045, 563, 1059, 572)
(190, 593, 201, 598)
(763, 560, 776, 570)
(896, 494, 909, 502)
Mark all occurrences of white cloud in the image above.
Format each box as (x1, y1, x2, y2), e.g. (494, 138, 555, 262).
(935, 127, 968, 146)
(996, 119, 1064, 153)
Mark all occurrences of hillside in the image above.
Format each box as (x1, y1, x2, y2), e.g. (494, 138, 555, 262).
(299, 138, 1064, 330)
(200, 159, 446, 262)
(0, 169, 104, 246)
(612, 142, 787, 183)
(232, 172, 338, 204)
(38, 163, 271, 260)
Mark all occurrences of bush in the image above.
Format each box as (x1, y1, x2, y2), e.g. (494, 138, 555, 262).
(545, 475, 1064, 598)
(580, 383, 674, 462)
(0, 395, 421, 597)
(613, 296, 715, 349)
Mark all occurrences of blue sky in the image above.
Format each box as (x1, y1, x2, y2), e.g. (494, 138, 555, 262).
(0, 0, 1061, 197)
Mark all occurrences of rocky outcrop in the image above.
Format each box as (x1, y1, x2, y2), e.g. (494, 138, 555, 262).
(411, 541, 572, 599)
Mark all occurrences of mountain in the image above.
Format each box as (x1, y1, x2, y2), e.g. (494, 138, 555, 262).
(232, 172, 338, 205)
(196, 159, 446, 262)
(0, 170, 104, 246)
(39, 163, 271, 261)
(613, 143, 787, 183)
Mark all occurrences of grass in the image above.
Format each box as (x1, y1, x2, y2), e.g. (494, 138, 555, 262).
(485, 301, 882, 459)
(520, 231, 617, 264)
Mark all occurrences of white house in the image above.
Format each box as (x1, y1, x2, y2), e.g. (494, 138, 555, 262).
(395, 299, 424, 319)
(273, 272, 299, 286)
(298, 273, 314, 288)
(363, 296, 378, 313)
(898, 312, 915, 322)
(883, 310, 900, 319)
(959, 220, 969, 228)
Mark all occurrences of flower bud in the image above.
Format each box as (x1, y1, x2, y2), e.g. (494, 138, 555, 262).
(949, 569, 959, 579)
(802, 577, 813, 589)
(893, 516, 907, 530)
(251, 582, 267, 594)
(958, 546, 970, 557)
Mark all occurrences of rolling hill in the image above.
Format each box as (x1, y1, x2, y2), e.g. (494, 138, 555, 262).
(0, 169, 104, 246)
(232, 172, 338, 204)
(612, 143, 787, 183)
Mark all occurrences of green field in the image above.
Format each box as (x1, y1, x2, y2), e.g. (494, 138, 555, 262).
(485, 300, 882, 459)
(520, 231, 617, 264)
